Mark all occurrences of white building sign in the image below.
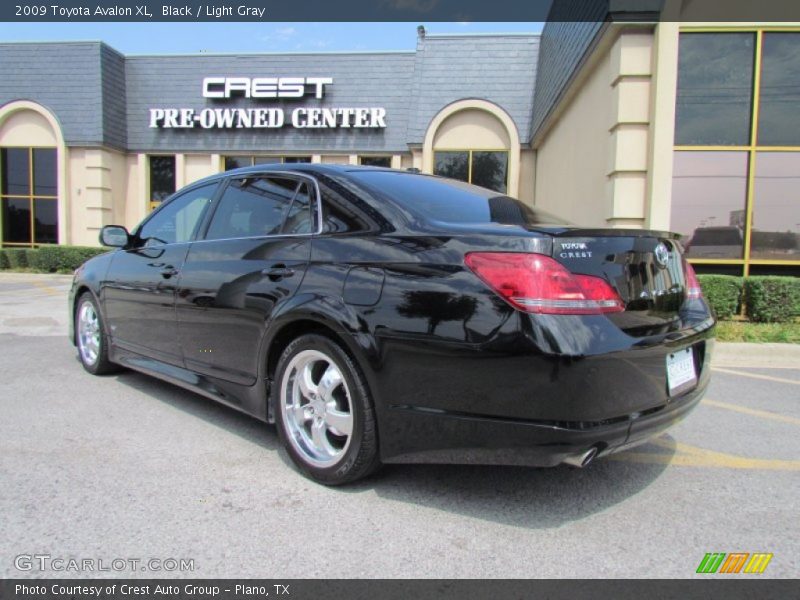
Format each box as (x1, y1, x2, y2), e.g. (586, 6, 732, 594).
(149, 76, 387, 130)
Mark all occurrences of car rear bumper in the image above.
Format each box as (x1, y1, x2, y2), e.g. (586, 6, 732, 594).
(377, 325, 714, 466)
(381, 374, 708, 466)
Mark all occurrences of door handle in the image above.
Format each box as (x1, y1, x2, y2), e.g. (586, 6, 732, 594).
(262, 264, 295, 281)
(160, 265, 179, 279)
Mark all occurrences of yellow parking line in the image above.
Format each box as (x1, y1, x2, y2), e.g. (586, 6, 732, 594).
(29, 280, 61, 296)
(609, 436, 800, 470)
(712, 367, 800, 386)
(703, 398, 800, 427)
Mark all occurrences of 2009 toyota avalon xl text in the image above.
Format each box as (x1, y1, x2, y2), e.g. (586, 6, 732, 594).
(69, 164, 715, 485)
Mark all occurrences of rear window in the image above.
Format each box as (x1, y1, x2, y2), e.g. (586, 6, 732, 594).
(350, 171, 571, 227)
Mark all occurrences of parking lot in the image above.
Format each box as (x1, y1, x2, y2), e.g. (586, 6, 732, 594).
(1, 272, 798, 578)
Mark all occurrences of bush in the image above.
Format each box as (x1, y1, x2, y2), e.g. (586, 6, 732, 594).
(31, 245, 107, 273)
(0, 250, 9, 270)
(744, 276, 800, 323)
(4, 248, 32, 269)
(696, 275, 743, 320)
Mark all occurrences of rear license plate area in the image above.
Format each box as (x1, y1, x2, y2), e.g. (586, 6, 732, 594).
(666, 347, 697, 396)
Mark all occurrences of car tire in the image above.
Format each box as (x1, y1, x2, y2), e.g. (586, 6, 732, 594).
(75, 292, 119, 376)
(273, 334, 381, 485)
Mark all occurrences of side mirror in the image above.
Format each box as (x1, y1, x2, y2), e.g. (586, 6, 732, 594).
(99, 225, 130, 248)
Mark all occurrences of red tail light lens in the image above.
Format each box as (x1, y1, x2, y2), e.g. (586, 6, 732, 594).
(464, 252, 624, 315)
(684, 261, 702, 299)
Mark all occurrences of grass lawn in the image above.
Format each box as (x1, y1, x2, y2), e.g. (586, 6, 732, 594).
(715, 320, 800, 343)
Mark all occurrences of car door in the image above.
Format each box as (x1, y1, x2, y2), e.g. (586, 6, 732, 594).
(175, 173, 315, 387)
(101, 182, 218, 366)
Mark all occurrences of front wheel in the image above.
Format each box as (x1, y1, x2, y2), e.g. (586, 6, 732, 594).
(272, 334, 380, 485)
(75, 292, 119, 375)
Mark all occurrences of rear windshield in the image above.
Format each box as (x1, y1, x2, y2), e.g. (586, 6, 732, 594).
(350, 171, 571, 227)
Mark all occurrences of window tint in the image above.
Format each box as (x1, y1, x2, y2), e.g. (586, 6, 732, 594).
(350, 171, 570, 226)
(360, 156, 392, 168)
(1, 148, 30, 195)
(149, 156, 176, 205)
(670, 151, 748, 259)
(33, 149, 57, 196)
(434, 151, 469, 183)
(138, 183, 216, 246)
(2, 198, 31, 243)
(471, 151, 508, 194)
(751, 152, 800, 260)
(281, 183, 314, 234)
(758, 33, 800, 146)
(675, 33, 755, 146)
(205, 176, 301, 240)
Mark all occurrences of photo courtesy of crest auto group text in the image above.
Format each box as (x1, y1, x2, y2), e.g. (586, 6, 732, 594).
(1, 0, 799, 593)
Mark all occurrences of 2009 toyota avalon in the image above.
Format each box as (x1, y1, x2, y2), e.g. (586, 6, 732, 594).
(69, 164, 715, 485)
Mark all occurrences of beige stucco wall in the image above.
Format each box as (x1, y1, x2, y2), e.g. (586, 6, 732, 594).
(322, 155, 349, 164)
(66, 147, 129, 246)
(534, 28, 660, 229)
(534, 44, 613, 226)
(0, 109, 57, 146)
(518, 149, 536, 207)
(433, 109, 511, 149)
(184, 154, 219, 186)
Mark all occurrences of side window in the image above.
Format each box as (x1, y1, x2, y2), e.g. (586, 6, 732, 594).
(137, 183, 217, 247)
(319, 181, 374, 234)
(205, 176, 306, 240)
(281, 183, 313, 234)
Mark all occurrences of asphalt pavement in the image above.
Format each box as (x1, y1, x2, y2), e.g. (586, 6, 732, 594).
(1, 273, 798, 578)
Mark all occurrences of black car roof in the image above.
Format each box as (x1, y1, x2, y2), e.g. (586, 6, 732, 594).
(185, 163, 426, 189)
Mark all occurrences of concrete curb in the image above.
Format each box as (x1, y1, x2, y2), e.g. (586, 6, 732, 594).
(713, 342, 800, 369)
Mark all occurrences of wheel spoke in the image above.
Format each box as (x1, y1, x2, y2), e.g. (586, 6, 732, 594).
(311, 420, 336, 456)
(297, 363, 317, 399)
(78, 303, 100, 365)
(324, 407, 352, 436)
(281, 349, 356, 468)
(318, 364, 343, 402)
(292, 402, 309, 423)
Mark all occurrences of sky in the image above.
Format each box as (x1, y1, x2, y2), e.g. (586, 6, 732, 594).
(0, 22, 542, 54)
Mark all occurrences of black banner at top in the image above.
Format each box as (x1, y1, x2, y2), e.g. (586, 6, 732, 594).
(1, 0, 800, 22)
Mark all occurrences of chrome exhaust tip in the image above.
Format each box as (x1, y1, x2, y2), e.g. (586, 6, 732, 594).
(562, 446, 599, 468)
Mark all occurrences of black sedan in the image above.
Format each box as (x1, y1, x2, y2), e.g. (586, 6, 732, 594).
(70, 164, 715, 485)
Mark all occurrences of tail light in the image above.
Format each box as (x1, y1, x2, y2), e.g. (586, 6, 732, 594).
(684, 261, 702, 299)
(464, 252, 624, 315)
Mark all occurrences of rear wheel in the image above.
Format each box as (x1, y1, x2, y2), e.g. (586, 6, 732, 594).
(273, 334, 380, 485)
(75, 292, 119, 375)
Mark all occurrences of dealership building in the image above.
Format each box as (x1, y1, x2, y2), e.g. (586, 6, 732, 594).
(1, 16, 799, 276)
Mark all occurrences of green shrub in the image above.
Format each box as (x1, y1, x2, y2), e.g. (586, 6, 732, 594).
(0, 250, 9, 270)
(32, 245, 107, 273)
(744, 276, 800, 323)
(4, 248, 30, 269)
(696, 274, 743, 320)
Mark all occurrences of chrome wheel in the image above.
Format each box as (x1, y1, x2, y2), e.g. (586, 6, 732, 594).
(280, 349, 354, 468)
(77, 301, 101, 366)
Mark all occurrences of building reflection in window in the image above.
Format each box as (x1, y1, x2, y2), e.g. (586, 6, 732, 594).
(671, 151, 748, 259)
(751, 153, 800, 260)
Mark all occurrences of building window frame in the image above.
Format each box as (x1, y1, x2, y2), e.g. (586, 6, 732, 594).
(676, 26, 800, 276)
(432, 148, 510, 193)
(0, 146, 58, 247)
